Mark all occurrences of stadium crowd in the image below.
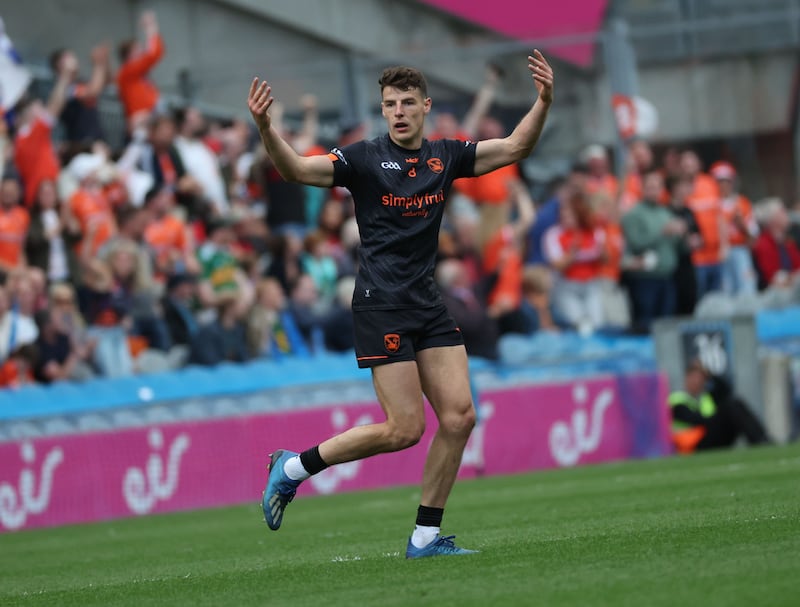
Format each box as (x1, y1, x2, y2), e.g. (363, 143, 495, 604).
(1, 11, 799, 388)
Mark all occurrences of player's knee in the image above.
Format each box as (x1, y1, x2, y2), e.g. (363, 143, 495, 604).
(386, 419, 425, 451)
(440, 403, 476, 437)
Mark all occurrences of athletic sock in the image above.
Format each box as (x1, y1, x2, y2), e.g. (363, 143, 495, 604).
(411, 505, 444, 548)
(283, 446, 329, 481)
(282, 455, 310, 481)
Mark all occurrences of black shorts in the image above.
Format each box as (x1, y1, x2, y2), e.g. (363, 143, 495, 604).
(353, 303, 464, 368)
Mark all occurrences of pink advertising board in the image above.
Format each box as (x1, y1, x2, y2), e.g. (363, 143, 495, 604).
(419, 0, 608, 66)
(0, 373, 670, 532)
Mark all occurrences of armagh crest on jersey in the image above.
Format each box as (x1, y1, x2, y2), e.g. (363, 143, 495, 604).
(330, 134, 477, 310)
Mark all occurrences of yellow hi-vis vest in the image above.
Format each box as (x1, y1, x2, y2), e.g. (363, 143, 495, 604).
(667, 390, 717, 432)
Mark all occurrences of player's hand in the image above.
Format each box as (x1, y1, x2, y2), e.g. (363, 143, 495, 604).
(248, 78, 274, 132)
(528, 49, 553, 105)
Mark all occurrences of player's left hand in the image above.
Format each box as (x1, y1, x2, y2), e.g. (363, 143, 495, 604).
(528, 49, 553, 105)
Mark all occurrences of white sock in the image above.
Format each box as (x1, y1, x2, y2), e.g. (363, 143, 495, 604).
(283, 455, 311, 481)
(411, 525, 440, 548)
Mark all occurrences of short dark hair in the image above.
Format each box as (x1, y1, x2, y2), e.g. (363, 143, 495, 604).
(378, 66, 428, 97)
(49, 49, 67, 73)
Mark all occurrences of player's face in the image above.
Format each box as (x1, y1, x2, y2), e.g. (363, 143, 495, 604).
(381, 87, 431, 149)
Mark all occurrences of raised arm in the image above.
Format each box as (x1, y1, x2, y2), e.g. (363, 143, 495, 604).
(473, 50, 553, 176)
(247, 78, 334, 187)
(47, 57, 75, 119)
(461, 64, 500, 139)
(85, 43, 111, 99)
(293, 94, 320, 156)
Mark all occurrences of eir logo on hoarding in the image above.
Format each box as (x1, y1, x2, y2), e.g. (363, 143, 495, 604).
(548, 384, 614, 467)
(0, 442, 64, 531)
(123, 429, 190, 515)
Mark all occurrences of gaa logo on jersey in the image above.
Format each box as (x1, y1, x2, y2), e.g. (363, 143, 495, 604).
(384, 333, 400, 353)
(381, 161, 403, 171)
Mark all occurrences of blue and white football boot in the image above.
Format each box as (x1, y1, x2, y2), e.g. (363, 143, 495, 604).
(405, 535, 479, 559)
(262, 450, 301, 530)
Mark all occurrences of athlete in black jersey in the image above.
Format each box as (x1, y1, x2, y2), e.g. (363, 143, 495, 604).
(249, 51, 554, 558)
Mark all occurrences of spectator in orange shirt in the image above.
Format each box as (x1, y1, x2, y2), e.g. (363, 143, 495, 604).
(481, 179, 537, 334)
(682, 149, 725, 300)
(457, 116, 524, 250)
(711, 161, 758, 295)
(66, 153, 118, 260)
(12, 57, 72, 207)
(543, 189, 607, 334)
(582, 144, 619, 200)
(621, 138, 654, 212)
(591, 190, 631, 329)
(0, 344, 37, 389)
(49, 42, 111, 150)
(143, 185, 199, 278)
(0, 176, 29, 274)
(116, 10, 164, 130)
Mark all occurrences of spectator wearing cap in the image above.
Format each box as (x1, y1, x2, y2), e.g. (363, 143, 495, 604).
(66, 152, 117, 260)
(751, 198, 800, 289)
(0, 175, 29, 274)
(711, 161, 758, 295)
(116, 10, 164, 130)
(582, 144, 619, 200)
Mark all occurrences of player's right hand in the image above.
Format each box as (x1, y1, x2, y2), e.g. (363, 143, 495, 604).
(248, 78, 274, 132)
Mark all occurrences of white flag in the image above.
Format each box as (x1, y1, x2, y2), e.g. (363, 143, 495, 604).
(0, 17, 32, 112)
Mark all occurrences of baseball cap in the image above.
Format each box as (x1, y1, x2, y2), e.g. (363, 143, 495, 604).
(710, 161, 736, 181)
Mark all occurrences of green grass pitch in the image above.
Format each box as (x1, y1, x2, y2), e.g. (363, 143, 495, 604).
(2, 444, 799, 607)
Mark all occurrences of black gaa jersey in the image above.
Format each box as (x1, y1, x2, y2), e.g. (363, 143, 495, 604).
(330, 134, 477, 310)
